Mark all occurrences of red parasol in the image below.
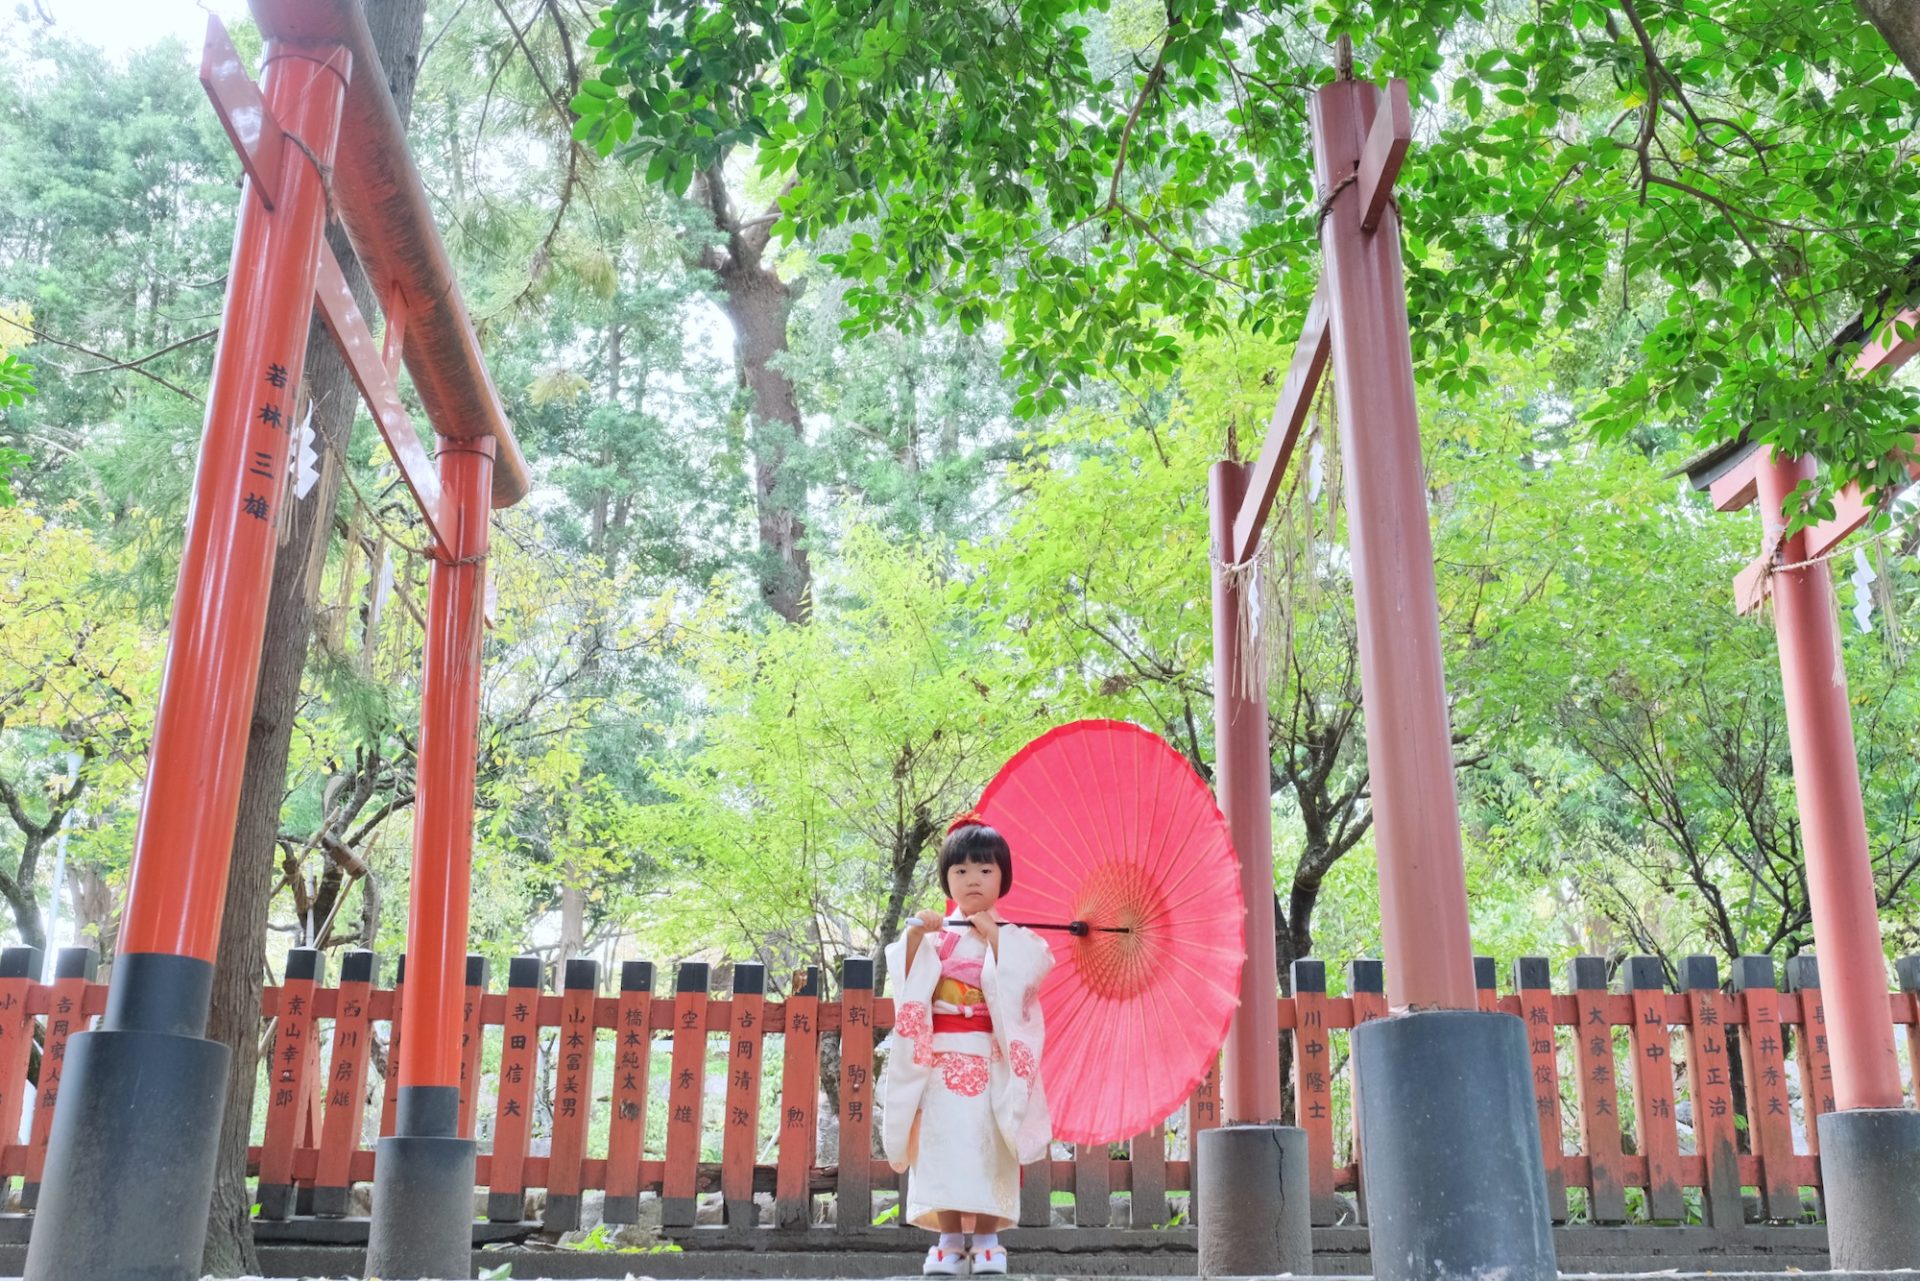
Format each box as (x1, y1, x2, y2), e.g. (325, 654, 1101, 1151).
(973, 719, 1245, 1146)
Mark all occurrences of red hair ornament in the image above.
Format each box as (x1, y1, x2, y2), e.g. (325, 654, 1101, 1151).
(945, 808, 988, 835)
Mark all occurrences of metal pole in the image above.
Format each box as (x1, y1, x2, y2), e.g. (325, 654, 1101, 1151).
(25, 41, 350, 1281)
(366, 434, 493, 1280)
(1754, 454, 1902, 1109)
(1310, 78, 1475, 1012)
(1208, 461, 1283, 1123)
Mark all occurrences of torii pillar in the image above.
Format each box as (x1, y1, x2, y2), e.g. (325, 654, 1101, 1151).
(22, 37, 351, 1281)
(1201, 74, 1555, 1281)
(1703, 442, 1920, 1269)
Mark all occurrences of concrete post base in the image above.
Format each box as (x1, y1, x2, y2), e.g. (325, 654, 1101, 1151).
(1195, 1124, 1312, 1276)
(1353, 1009, 1557, 1281)
(21, 1028, 229, 1281)
(1818, 1107, 1920, 1270)
(363, 1134, 478, 1280)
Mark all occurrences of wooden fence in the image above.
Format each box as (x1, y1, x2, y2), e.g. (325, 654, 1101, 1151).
(1, 945, 1917, 1233)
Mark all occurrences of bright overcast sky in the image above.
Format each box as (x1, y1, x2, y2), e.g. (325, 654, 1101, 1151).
(33, 0, 251, 62)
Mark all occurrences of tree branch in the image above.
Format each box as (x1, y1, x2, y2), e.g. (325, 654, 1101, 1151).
(1107, 32, 1171, 212)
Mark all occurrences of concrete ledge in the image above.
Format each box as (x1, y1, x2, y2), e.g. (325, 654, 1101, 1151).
(0, 1220, 1845, 1277)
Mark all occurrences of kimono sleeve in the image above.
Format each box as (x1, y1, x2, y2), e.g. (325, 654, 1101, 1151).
(879, 926, 939, 1170)
(980, 922, 1055, 1164)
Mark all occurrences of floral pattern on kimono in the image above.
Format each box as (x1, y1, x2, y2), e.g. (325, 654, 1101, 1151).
(879, 918, 1055, 1173)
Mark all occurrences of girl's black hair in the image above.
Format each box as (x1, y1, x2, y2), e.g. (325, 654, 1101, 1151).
(938, 824, 1013, 897)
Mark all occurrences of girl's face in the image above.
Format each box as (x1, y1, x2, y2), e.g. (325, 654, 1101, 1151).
(948, 857, 1003, 916)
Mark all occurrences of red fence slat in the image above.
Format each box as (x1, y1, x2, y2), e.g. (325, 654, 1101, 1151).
(544, 958, 599, 1231)
(457, 956, 488, 1140)
(313, 950, 377, 1217)
(258, 949, 323, 1220)
(486, 956, 543, 1222)
(774, 967, 820, 1229)
(1568, 956, 1626, 1223)
(378, 960, 403, 1140)
(1512, 958, 1566, 1222)
(1735, 956, 1799, 1219)
(24, 949, 95, 1206)
(722, 963, 767, 1228)
(1622, 957, 1682, 1221)
(605, 960, 655, 1224)
(662, 962, 711, 1229)
(1681, 957, 1742, 1228)
(837, 959, 876, 1231)
(1290, 959, 1336, 1224)
(0, 949, 41, 1192)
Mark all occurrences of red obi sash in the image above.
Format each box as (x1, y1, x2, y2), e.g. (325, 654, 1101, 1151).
(932, 1010, 994, 1034)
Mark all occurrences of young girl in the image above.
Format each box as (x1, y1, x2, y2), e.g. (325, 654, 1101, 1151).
(881, 816, 1053, 1276)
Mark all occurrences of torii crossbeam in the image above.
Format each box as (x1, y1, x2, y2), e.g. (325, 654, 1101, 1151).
(1201, 75, 1557, 1281)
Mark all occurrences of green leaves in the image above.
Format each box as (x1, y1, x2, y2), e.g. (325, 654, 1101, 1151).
(583, 0, 1920, 505)
(0, 353, 32, 410)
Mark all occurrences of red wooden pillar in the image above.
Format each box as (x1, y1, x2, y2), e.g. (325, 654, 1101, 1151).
(393, 436, 494, 1117)
(1754, 454, 1902, 1110)
(1207, 461, 1282, 1123)
(1752, 454, 1920, 1267)
(1312, 78, 1475, 1013)
(23, 42, 351, 1281)
(1311, 76, 1555, 1281)
(365, 434, 495, 1278)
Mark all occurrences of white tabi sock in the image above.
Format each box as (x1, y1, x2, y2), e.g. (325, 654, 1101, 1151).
(938, 1233, 965, 1251)
(972, 1232, 1000, 1251)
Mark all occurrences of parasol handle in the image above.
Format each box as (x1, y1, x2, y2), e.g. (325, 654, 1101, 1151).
(941, 917, 1130, 936)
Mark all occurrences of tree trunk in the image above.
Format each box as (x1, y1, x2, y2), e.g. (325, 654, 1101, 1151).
(66, 860, 115, 955)
(0, 833, 45, 956)
(558, 882, 587, 972)
(871, 808, 934, 999)
(1859, 0, 1920, 83)
(200, 5, 426, 1271)
(715, 250, 811, 622)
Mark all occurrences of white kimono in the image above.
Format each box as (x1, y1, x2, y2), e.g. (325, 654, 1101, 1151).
(880, 918, 1054, 1230)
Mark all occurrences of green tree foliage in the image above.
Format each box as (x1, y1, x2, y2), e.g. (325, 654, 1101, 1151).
(633, 526, 1041, 989)
(577, 0, 1920, 517)
(0, 34, 234, 503)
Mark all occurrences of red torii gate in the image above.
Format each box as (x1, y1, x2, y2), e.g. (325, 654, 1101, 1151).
(1686, 309, 1920, 1270)
(23, 6, 524, 1280)
(1199, 73, 1556, 1281)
